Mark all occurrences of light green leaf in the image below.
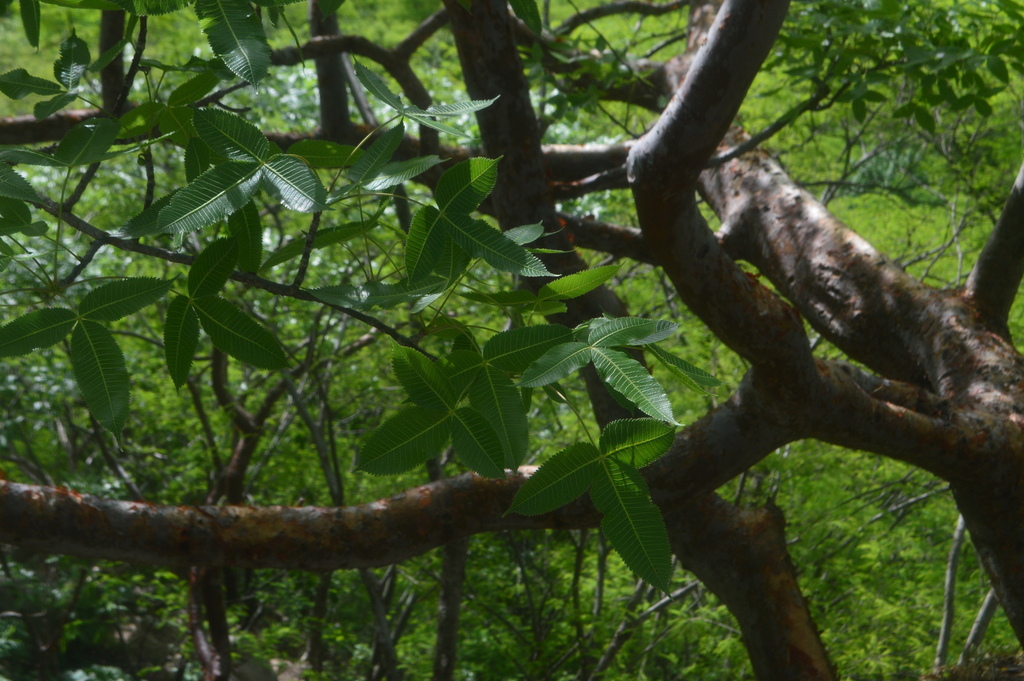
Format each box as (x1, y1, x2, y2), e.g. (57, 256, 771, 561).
(401, 112, 473, 138)
(193, 107, 269, 161)
(469, 365, 528, 468)
(0, 69, 62, 99)
(54, 31, 90, 90)
(435, 157, 498, 215)
(358, 405, 451, 475)
(316, 0, 343, 16)
(311, 276, 447, 311)
(163, 296, 199, 388)
(449, 215, 551, 277)
(519, 342, 592, 387)
(261, 154, 327, 212)
(0, 307, 75, 356)
(451, 406, 506, 478)
(288, 139, 361, 168)
(227, 200, 262, 272)
(259, 220, 374, 271)
(408, 98, 498, 118)
(406, 205, 447, 282)
(505, 223, 544, 245)
(392, 345, 456, 411)
(43, 0, 121, 10)
(159, 105, 195, 145)
(508, 442, 600, 515)
(52, 118, 120, 167)
(539, 264, 620, 301)
(588, 317, 677, 347)
(71, 320, 130, 433)
(363, 155, 443, 191)
(509, 0, 542, 34)
(0, 147, 60, 166)
(483, 324, 573, 373)
(352, 61, 405, 112)
(79, 278, 173, 321)
(188, 237, 238, 298)
(118, 102, 165, 137)
(347, 123, 404, 188)
(592, 458, 671, 591)
(34, 92, 78, 119)
(117, 192, 175, 237)
(459, 289, 538, 306)
(20, 0, 40, 47)
(168, 70, 221, 106)
(591, 347, 676, 424)
(0, 165, 40, 202)
(649, 344, 722, 389)
(157, 160, 261, 234)
(193, 296, 287, 369)
(196, 0, 271, 87)
(600, 419, 675, 468)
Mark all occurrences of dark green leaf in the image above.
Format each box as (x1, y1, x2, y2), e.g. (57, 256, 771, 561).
(193, 107, 269, 161)
(348, 123, 405, 187)
(159, 105, 195, 145)
(196, 0, 270, 87)
(79, 278, 173, 321)
(117, 192, 176, 237)
(392, 345, 456, 411)
(0, 165, 40, 202)
(157, 160, 261, 233)
(357, 405, 451, 475)
(600, 419, 675, 468)
(520, 342, 592, 387)
(19, 0, 39, 47)
(0, 147, 60, 166)
(406, 205, 448, 282)
(34, 92, 78, 119)
(261, 154, 327, 211)
(52, 118, 120, 167)
(288, 139, 361, 168)
(118, 101, 165, 137)
(189, 237, 238, 298)
(451, 406, 506, 478)
(185, 137, 212, 182)
(193, 296, 287, 369)
(484, 324, 573, 373)
(311, 276, 447, 311)
(588, 317, 677, 347)
(509, 0, 542, 35)
(435, 157, 497, 215)
(227, 201, 262, 272)
(449, 215, 551, 277)
(352, 61, 405, 112)
(508, 442, 600, 515)
(0, 69, 61, 99)
(168, 70, 221, 106)
(259, 220, 374, 271)
(0, 307, 75, 356)
(591, 347, 677, 425)
(163, 296, 199, 388)
(71, 320, 130, 433)
(469, 365, 528, 468)
(648, 344, 722, 389)
(54, 30, 90, 90)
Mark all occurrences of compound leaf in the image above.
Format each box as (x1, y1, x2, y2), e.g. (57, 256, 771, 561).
(71, 320, 130, 433)
(0, 307, 75, 356)
(193, 295, 286, 369)
(358, 405, 451, 475)
(79, 277, 173, 321)
(508, 441, 600, 515)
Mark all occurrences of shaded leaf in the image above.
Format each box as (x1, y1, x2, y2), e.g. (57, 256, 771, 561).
(189, 237, 238, 298)
(483, 324, 573, 373)
(311, 276, 447, 311)
(53, 118, 120, 167)
(452, 406, 505, 478)
(508, 442, 600, 515)
(449, 215, 551, 277)
(20, 0, 40, 47)
(358, 405, 451, 475)
(0, 146, 61, 166)
(118, 192, 175, 237)
(193, 296, 287, 369)
(0, 307, 75, 356)
(520, 342, 592, 387)
(435, 157, 497, 215)
(259, 220, 374, 271)
(261, 154, 327, 211)
(288, 139, 361, 168)
(588, 317, 677, 347)
(406, 205, 447, 282)
(34, 92, 78, 119)
(79, 278, 173, 321)
(193, 107, 269, 161)
(54, 31, 90, 90)
(227, 200, 262, 272)
(649, 344, 722, 389)
(157, 160, 261, 233)
(71, 320, 130, 433)
(392, 345, 456, 411)
(0, 69, 62, 99)
(352, 60, 405, 112)
(469, 365, 528, 468)
(600, 419, 675, 468)
(168, 70, 221, 106)
(0, 165, 40, 202)
(509, 0, 542, 35)
(119, 101, 165, 137)
(163, 296, 199, 388)
(347, 123, 404, 187)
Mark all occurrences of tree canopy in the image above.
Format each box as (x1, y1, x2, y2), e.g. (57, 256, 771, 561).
(1, 0, 1024, 678)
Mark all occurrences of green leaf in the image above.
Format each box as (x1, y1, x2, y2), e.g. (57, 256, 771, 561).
(591, 347, 676, 425)
(648, 344, 722, 389)
(435, 157, 498, 215)
(159, 105, 195, 145)
(363, 155, 443, 192)
(168, 70, 221, 106)
(79, 277, 173, 321)
(196, 0, 271, 87)
(118, 192, 176, 237)
(352, 61, 405, 112)
(505, 223, 543, 245)
(259, 220, 374, 271)
(588, 317, 677, 347)
(451, 406, 506, 478)
(459, 289, 538, 306)
(311, 276, 447, 311)
(538, 264, 620, 301)
(592, 458, 671, 591)
(34, 92, 78, 119)
(118, 101, 165, 137)
(227, 201, 262, 272)
(193, 107, 270, 161)
(43, 0, 121, 9)
(449, 215, 551, 277)
(193, 296, 287, 369)
(0, 307, 75, 356)
(347, 123, 405, 187)
(392, 345, 456, 411)
(0, 147, 60, 166)
(358, 405, 451, 475)
(439, 349, 483, 398)
(189, 237, 238, 298)
(54, 30, 90, 90)
(90, 17, 134, 71)
(508, 442, 600, 515)
(406, 205, 448, 282)
(71, 320, 130, 433)
(288, 139, 361, 168)
(20, 0, 40, 47)
(483, 324, 573, 373)
(509, 0, 542, 35)
(0, 165, 40, 202)
(52, 118, 120, 167)
(317, 0, 343, 17)
(520, 342, 592, 387)
(0, 69, 62, 99)
(600, 419, 675, 468)
(157, 160, 261, 233)
(163, 296, 199, 388)
(0, 197, 35, 235)
(469, 365, 528, 468)
(261, 154, 327, 212)
(185, 137, 212, 182)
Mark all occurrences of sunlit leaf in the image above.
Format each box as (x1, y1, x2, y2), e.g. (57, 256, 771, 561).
(504, 223, 543, 245)
(538, 264, 620, 301)
(357, 405, 451, 475)
(588, 317, 677, 347)
(347, 123, 404, 188)
(196, 0, 270, 87)
(119, 101, 165, 137)
(0, 307, 75, 356)
(193, 108, 270, 161)
(483, 324, 573, 373)
(363, 155, 443, 191)
(520, 342, 592, 387)
(591, 347, 677, 425)
(261, 154, 327, 212)
(449, 215, 551, 277)
(352, 60, 405, 112)
(157, 160, 261, 233)
(164, 296, 199, 389)
(71, 320, 130, 433)
(193, 296, 287, 369)
(168, 70, 221, 106)
(508, 442, 600, 515)
(600, 419, 675, 468)
(79, 278, 173, 321)
(435, 157, 497, 215)
(54, 30, 90, 90)
(649, 344, 722, 389)
(406, 206, 448, 282)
